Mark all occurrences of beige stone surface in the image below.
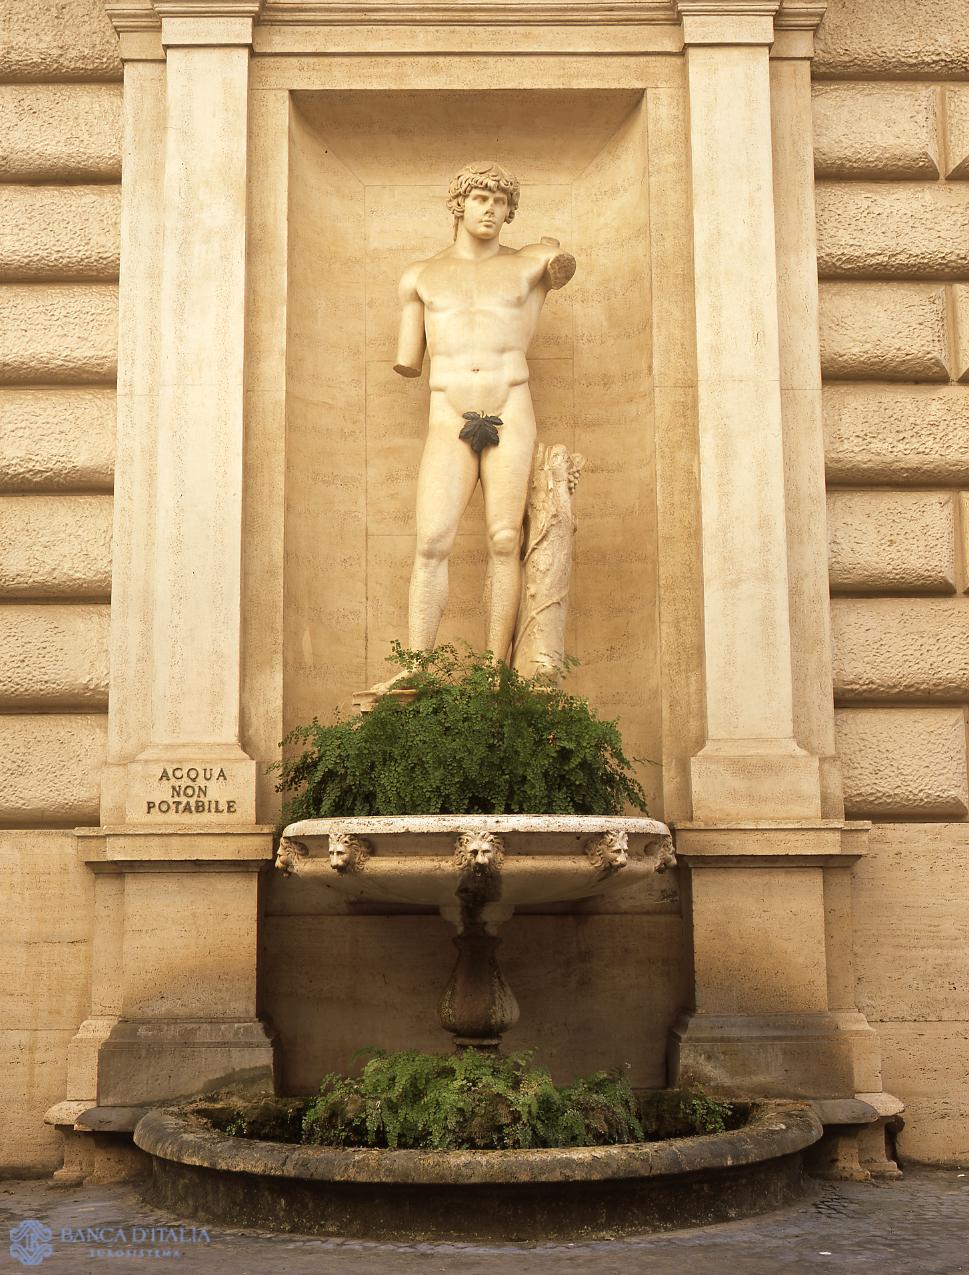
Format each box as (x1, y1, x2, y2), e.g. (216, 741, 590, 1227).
(953, 284, 969, 384)
(102, 57, 165, 813)
(683, 38, 818, 822)
(690, 868, 829, 1015)
(0, 604, 109, 708)
(0, 284, 117, 384)
(814, 0, 969, 78)
(853, 824, 969, 1023)
(877, 1021, 969, 1163)
(836, 708, 969, 819)
(0, 1028, 74, 1174)
(812, 84, 939, 180)
(816, 185, 969, 280)
(0, 831, 93, 1032)
(944, 87, 969, 182)
(0, 185, 121, 282)
(0, 714, 105, 825)
(824, 385, 969, 485)
(0, 494, 112, 598)
(0, 387, 115, 491)
(827, 491, 956, 594)
(122, 873, 259, 1019)
(0, 85, 122, 181)
(961, 494, 969, 594)
(263, 913, 684, 1092)
(832, 598, 969, 700)
(0, 0, 122, 82)
(819, 283, 949, 382)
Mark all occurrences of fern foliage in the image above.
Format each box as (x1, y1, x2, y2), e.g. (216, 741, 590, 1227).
(300, 1049, 646, 1151)
(273, 644, 649, 820)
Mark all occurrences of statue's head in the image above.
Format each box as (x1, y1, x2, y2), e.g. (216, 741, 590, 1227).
(447, 161, 520, 240)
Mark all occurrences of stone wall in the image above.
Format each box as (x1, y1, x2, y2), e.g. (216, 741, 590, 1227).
(815, 0, 969, 1162)
(0, 0, 120, 1175)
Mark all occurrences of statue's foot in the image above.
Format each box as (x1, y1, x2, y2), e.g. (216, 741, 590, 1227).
(352, 670, 417, 715)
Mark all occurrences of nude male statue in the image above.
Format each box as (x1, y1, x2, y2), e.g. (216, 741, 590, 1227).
(393, 160, 576, 664)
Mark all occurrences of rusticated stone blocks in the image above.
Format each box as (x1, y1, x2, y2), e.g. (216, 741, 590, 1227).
(819, 284, 949, 382)
(0, 495, 113, 599)
(0, 86, 122, 182)
(0, 286, 117, 384)
(944, 88, 969, 182)
(0, 605, 109, 709)
(813, 85, 939, 180)
(832, 599, 969, 701)
(0, 714, 106, 825)
(0, 186, 121, 282)
(827, 491, 956, 594)
(836, 708, 969, 818)
(0, 0, 122, 82)
(816, 186, 969, 280)
(824, 386, 969, 485)
(814, 0, 969, 79)
(0, 389, 115, 491)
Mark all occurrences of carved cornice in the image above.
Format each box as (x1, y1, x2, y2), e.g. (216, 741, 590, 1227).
(259, 0, 677, 24)
(775, 0, 825, 29)
(104, 2, 161, 32)
(676, 1, 780, 14)
(153, 0, 264, 13)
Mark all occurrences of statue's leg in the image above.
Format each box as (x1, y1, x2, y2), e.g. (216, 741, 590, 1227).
(480, 400, 535, 661)
(409, 415, 479, 650)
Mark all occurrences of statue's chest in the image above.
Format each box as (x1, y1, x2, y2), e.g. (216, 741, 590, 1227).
(420, 260, 529, 312)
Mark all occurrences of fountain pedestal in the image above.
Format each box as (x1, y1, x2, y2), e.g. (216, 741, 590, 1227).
(277, 815, 673, 1050)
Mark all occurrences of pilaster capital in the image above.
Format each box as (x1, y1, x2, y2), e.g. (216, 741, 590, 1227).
(153, 0, 264, 46)
(774, 0, 825, 30)
(676, 0, 779, 45)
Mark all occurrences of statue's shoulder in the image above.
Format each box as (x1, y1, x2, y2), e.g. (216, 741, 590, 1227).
(400, 249, 450, 290)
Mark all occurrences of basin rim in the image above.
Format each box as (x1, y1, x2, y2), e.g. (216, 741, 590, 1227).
(283, 814, 671, 841)
(134, 1101, 821, 1186)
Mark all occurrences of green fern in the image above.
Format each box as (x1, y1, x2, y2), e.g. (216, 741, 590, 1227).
(272, 643, 649, 821)
(300, 1049, 646, 1151)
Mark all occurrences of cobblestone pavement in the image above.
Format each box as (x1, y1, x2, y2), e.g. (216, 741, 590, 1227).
(1, 1168, 967, 1275)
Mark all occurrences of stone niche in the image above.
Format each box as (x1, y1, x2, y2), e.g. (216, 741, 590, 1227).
(265, 87, 683, 1091)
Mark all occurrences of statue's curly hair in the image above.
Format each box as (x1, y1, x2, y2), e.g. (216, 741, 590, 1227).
(447, 161, 520, 234)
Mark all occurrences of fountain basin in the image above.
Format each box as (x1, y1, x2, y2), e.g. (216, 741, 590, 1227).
(276, 815, 674, 1049)
(276, 814, 674, 911)
(134, 1101, 823, 1240)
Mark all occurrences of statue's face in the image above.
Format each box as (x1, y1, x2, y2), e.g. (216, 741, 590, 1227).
(461, 186, 509, 239)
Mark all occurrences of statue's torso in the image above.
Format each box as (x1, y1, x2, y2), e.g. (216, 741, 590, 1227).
(415, 248, 546, 416)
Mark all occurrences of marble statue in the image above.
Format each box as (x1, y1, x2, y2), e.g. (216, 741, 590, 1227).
(393, 160, 577, 666)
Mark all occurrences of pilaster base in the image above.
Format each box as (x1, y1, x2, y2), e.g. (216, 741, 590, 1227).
(97, 1018, 277, 1106)
(690, 748, 822, 820)
(669, 1012, 857, 1099)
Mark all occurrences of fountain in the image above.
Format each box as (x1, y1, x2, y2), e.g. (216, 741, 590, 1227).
(131, 159, 826, 1238)
(276, 816, 675, 1050)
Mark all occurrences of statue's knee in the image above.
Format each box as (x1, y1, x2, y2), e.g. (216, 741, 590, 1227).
(416, 531, 453, 566)
(488, 526, 520, 559)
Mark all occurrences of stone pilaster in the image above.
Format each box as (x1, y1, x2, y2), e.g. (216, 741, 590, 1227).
(678, 0, 821, 821)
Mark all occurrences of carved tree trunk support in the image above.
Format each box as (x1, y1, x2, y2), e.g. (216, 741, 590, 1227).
(511, 443, 584, 681)
(438, 925, 520, 1051)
